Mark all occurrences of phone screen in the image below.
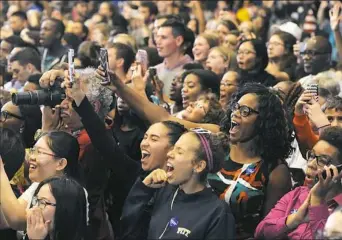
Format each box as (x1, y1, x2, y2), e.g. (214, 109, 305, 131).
(68, 49, 75, 83)
(100, 48, 110, 84)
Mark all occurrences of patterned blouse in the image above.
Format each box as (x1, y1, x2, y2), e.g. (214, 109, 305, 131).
(207, 155, 268, 239)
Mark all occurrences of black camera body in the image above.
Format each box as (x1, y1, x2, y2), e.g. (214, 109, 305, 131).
(12, 80, 65, 107)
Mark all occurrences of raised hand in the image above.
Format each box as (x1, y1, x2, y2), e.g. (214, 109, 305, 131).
(305, 100, 330, 129)
(62, 70, 85, 106)
(294, 90, 316, 115)
(41, 105, 61, 132)
(39, 66, 67, 89)
(329, 2, 342, 31)
(143, 169, 168, 188)
(310, 165, 342, 206)
(26, 207, 51, 240)
(95, 66, 119, 93)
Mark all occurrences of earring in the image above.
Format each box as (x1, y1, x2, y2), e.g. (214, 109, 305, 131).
(19, 126, 24, 134)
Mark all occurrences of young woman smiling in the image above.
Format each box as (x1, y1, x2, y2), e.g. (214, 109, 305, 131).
(23, 176, 87, 240)
(0, 131, 84, 231)
(97, 68, 293, 238)
(121, 130, 235, 239)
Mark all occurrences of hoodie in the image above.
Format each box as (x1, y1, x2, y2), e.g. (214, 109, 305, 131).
(120, 177, 235, 240)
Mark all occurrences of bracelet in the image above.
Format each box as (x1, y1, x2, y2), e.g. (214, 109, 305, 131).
(318, 123, 331, 130)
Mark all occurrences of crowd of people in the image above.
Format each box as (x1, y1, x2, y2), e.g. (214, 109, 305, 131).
(0, 0, 342, 239)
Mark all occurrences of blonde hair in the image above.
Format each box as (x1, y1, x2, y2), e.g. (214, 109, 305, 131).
(197, 33, 220, 49)
(209, 46, 237, 70)
(112, 34, 137, 53)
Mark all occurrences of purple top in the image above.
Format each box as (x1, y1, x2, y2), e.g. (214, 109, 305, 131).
(255, 186, 342, 239)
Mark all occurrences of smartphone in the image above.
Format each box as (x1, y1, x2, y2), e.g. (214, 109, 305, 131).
(306, 83, 319, 102)
(136, 49, 148, 71)
(99, 48, 110, 84)
(316, 164, 342, 181)
(68, 49, 75, 83)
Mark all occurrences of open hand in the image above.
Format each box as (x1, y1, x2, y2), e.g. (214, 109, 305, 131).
(26, 207, 51, 240)
(329, 2, 342, 31)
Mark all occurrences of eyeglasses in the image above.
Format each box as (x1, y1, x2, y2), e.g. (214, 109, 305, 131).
(32, 196, 56, 209)
(232, 102, 259, 117)
(300, 50, 330, 57)
(237, 50, 256, 56)
(306, 150, 333, 167)
(221, 82, 237, 87)
(0, 111, 24, 122)
(266, 42, 284, 48)
(28, 148, 57, 158)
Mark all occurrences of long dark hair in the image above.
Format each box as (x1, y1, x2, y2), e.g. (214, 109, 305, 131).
(42, 131, 84, 185)
(32, 176, 87, 240)
(220, 83, 294, 169)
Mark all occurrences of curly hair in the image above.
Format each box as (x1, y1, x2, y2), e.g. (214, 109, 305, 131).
(76, 67, 113, 121)
(191, 131, 228, 182)
(198, 93, 225, 125)
(220, 83, 294, 167)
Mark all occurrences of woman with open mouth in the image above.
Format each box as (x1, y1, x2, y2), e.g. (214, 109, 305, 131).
(121, 130, 235, 239)
(0, 131, 86, 235)
(96, 67, 293, 239)
(255, 126, 342, 239)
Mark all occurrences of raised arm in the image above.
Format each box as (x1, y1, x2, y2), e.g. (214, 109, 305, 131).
(96, 68, 220, 132)
(0, 157, 27, 230)
(63, 71, 141, 187)
(330, 2, 342, 61)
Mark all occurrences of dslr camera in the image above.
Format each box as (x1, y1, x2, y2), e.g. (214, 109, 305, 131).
(11, 79, 66, 107)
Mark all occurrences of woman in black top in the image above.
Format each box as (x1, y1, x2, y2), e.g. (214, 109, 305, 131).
(121, 130, 235, 240)
(236, 39, 277, 87)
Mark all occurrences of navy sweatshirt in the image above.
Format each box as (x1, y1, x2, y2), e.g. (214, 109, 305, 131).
(121, 178, 235, 240)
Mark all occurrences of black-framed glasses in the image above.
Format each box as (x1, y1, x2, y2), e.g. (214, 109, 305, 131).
(232, 102, 259, 117)
(300, 50, 330, 57)
(31, 196, 56, 209)
(306, 150, 333, 167)
(0, 111, 24, 122)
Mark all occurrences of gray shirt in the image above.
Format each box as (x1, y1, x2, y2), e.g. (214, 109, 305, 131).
(154, 55, 193, 97)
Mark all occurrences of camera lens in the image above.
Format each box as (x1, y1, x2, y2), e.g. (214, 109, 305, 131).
(12, 90, 49, 105)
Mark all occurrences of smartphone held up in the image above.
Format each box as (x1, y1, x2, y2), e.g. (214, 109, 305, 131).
(99, 48, 111, 85)
(68, 49, 75, 83)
